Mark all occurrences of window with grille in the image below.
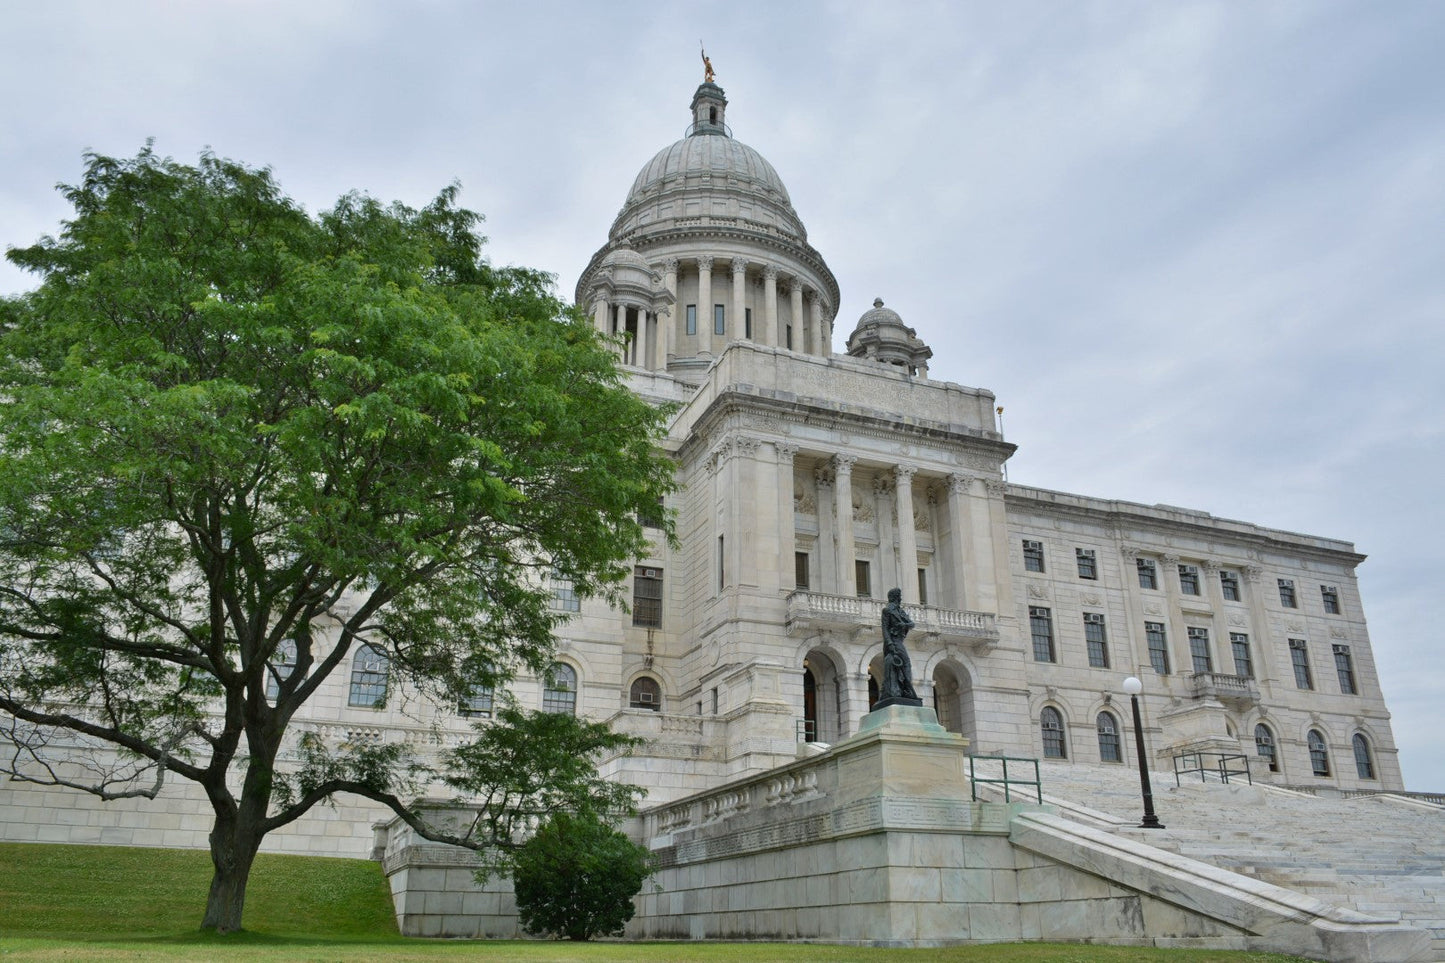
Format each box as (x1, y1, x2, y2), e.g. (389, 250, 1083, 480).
(1030, 606, 1055, 663)
(1097, 712, 1122, 762)
(1076, 548, 1097, 580)
(348, 644, 389, 709)
(1352, 733, 1375, 780)
(1084, 612, 1108, 668)
(1041, 706, 1066, 759)
(1220, 570, 1241, 601)
(1023, 539, 1045, 573)
(1254, 724, 1279, 772)
(1178, 564, 1200, 596)
(1229, 632, 1253, 679)
(1187, 626, 1212, 674)
(1137, 558, 1158, 590)
(1333, 644, 1357, 695)
(629, 676, 662, 712)
(1145, 621, 1170, 674)
(794, 551, 810, 591)
(1308, 729, 1330, 776)
(1289, 639, 1313, 690)
(1321, 585, 1341, 614)
(459, 684, 494, 719)
(266, 638, 297, 701)
(633, 566, 663, 627)
(1278, 578, 1297, 608)
(542, 663, 577, 715)
(549, 571, 580, 612)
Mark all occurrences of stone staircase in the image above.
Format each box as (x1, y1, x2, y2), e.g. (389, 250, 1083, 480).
(1026, 761, 1445, 959)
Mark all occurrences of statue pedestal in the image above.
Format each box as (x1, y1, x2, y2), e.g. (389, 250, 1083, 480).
(869, 695, 923, 712)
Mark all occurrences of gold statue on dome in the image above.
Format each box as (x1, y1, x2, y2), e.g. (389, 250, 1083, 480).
(700, 42, 715, 83)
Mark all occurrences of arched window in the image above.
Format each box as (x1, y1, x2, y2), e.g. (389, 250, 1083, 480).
(1308, 729, 1331, 777)
(1352, 733, 1375, 780)
(802, 667, 818, 742)
(1096, 711, 1121, 763)
(266, 637, 298, 701)
(1254, 724, 1279, 772)
(629, 676, 662, 711)
(1041, 707, 1066, 759)
(348, 644, 389, 709)
(542, 663, 577, 715)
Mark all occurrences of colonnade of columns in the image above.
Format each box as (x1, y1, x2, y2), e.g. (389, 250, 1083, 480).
(707, 437, 1006, 616)
(589, 254, 834, 371)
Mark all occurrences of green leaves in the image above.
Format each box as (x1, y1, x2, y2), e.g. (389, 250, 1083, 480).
(512, 810, 654, 941)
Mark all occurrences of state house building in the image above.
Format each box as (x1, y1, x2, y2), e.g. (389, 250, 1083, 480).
(0, 76, 1405, 854)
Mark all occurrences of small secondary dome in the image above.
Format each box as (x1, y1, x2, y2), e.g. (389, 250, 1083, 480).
(845, 298, 932, 378)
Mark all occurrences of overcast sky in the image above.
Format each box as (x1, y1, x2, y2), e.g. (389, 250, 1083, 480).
(2, 1, 1442, 790)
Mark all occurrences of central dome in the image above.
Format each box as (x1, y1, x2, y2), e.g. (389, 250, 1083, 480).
(626, 135, 791, 209)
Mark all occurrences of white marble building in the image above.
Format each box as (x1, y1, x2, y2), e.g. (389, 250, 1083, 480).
(0, 76, 1404, 859)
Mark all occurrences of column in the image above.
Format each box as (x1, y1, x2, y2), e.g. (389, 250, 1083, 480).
(874, 474, 896, 592)
(834, 455, 857, 596)
(977, 480, 1010, 614)
(734, 437, 757, 587)
(1241, 565, 1276, 686)
(810, 292, 827, 357)
(777, 444, 798, 592)
(731, 257, 748, 341)
(697, 256, 713, 356)
(592, 293, 609, 336)
(636, 307, 651, 370)
(1202, 560, 1231, 675)
(945, 474, 973, 610)
(1118, 545, 1151, 677)
(661, 258, 678, 364)
(762, 265, 778, 347)
(895, 466, 919, 603)
(1160, 553, 1190, 674)
(815, 465, 835, 595)
(789, 282, 804, 353)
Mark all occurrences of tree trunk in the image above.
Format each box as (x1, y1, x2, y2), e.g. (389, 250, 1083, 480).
(201, 814, 262, 933)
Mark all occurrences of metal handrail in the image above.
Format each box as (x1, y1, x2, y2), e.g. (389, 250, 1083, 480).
(1173, 751, 1252, 786)
(968, 754, 1042, 803)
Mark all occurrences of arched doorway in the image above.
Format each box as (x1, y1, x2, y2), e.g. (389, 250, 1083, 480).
(931, 661, 976, 744)
(802, 649, 846, 743)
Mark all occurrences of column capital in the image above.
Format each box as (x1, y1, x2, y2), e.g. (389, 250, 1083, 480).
(775, 442, 799, 462)
(1241, 564, 1264, 583)
(731, 256, 748, 274)
(814, 466, 834, 490)
(1160, 553, 1181, 566)
(697, 254, 714, 271)
(832, 453, 857, 475)
(947, 472, 973, 495)
(661, 257, 679, 273)
(894, 464, 918, 484)
(1120, 544, 1142, 562)
(735, 435, 760, 456)
(873, 474, 895, 496)
(1200, 559, 1219, 575)
(983, 479, 1008, 498)
(763, 263, 780, 281)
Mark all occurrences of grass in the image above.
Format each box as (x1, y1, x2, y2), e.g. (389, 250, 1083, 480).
(0, 842, 1314, 962)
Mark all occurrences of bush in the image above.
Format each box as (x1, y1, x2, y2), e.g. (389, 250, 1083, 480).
(511, 811, 654, 941)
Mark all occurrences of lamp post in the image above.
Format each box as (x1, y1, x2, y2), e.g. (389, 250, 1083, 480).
(1122, 676, 1164, 829)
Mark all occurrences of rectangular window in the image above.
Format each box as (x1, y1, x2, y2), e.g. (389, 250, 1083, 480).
(1187, 626, 1212, 674)
(717, 535, 726, 591)
(785, 324, 793, 349)
(917, 567, 928, 606)
(713, 303, 725, 336)
(1178, 564, 1200, 596)
(1220, 570, 1241, 601)
(1145, 622, 1170, 674)
(1023, 539, 1045, 573)
(459, 685, 494, 719)
(1137, 558, 1158, 590)
(1229, 632, 1253, 679)
(1289, 639, 1313, 690)
(1084, 612, 1109, 668)
(1029, 606, 1055, 663)
(1321, 585, 1341, 615)
(549, 572, 580, 612)
(1076, 548, 1097, 580)
(855, 559, 872, 598)
(633, 566, 663, 627)
(1278, 578, 1297, 608)
(744, 307, 752, 339)
(685, 304, 697, 335)
(1333, 644, 1357, 694)
(794, 551, 810, 591)
(638, 496, 665, 529)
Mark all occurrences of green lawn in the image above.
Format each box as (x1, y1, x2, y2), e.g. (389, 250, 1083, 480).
(0, 842, 1314, 962)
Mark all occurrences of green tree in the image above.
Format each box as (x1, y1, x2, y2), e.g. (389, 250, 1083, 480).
(0, 147, 674, 932)
(512, 810, 655, 941)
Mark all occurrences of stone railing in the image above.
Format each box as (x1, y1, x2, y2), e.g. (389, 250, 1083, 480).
(1187, 672, 1260, 708)
(785, 590, 997, 645)
(646, 752, 827, 841)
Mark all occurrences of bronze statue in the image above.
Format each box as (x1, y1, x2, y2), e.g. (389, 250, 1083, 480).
(878, 588, 920, 705)
(700, 43, 715, 84)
